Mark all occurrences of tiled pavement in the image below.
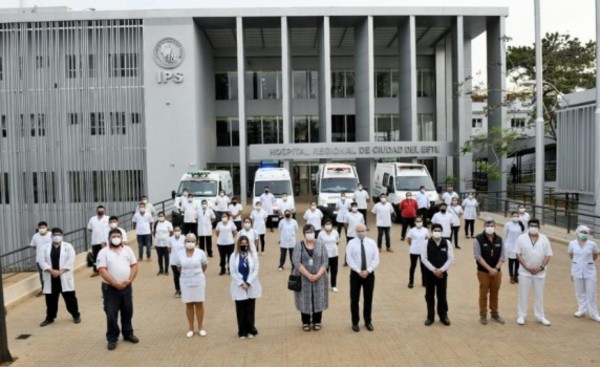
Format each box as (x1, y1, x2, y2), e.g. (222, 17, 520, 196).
(5, 205, 600, 366)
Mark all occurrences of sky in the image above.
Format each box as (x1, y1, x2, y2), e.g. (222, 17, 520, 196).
(0, 0, 597, 83)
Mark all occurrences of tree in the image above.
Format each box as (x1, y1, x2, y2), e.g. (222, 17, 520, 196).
(506, 32, 596, 141)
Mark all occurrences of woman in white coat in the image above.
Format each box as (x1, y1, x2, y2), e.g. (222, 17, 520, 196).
(39, 227, 81, 326)
(461, 193, 478, 238)
(229, 236, 262, 339)
(568, 225, 600, 322)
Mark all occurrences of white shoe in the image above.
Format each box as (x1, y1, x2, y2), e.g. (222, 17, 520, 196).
(239, 336, 246, 340)
(590, 315, 600, 322)
(574, 310, 585, 318)
(516, 317, 525, 325)
(332, 287, 338, 293)
(186, 330, 194, 338)
(278, 267, 283, 272)
(247, 334, 254, 339)
(198, 330, 207, 337)
(537, 317, 551, 326)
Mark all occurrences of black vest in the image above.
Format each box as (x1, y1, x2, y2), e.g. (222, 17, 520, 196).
(426, 238, 448, 271)
(475, 232, 503, 273)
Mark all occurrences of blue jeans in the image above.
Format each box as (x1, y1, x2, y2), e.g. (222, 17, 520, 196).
(377, 226, 391, 249)
(102, 283, 134, 342)
(137, 234, 152, 260)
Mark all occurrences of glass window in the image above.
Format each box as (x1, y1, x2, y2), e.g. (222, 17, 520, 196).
(216, 118, 230, 146)
(229, 72, 238, 100)
(346, 115, 356, 142)
(259, 71, 281, 100)
(247, 117, 261, 144)
(88, 54, 96, 78)
(0, 56, 3, 81)
(109, 53, 138, 78)
(215, 73, 229, 100)
(66, 55, 78, 79)
(310, 71, 319, 99)
(376, 70, 392, 98)
(294, 116, 308, 143)
(417, 68, 435, 97)
(231, 118, 239, 146)
(91, 112, 106, 136)
(293, 71, 308, 99)
(375, 114, 400, 141)
(391, 69, 399, 98)
(417, 113, 435, 141)
(332, 115, 345, 142)
(110, 112, 126, 135)
(309, 116, 319, 143)
(262, 116, 279, 144)
(245, 72, 257, 100)
(345, 71, 355, 98)
(331, 71, 345, 98)
(0, 172, 9, 204)
(1, 115, 6, 138)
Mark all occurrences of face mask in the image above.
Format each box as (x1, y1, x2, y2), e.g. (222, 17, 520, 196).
(111, 238, 122, 246)
(97, 211, 104, 216)
(285, 213, 291, 218)
(52, 235, 62, 243)
(240, 245, 249, 252)
(202, 204, 207, 209)
(440, 209, 446, 214)
(183, 193, 188, 197)
(185, 242, 195, 250)
(264, 190, 269, 194)
(380, 198, 387, 203)
(432, 232, 442, 239)
(519, 208, 525, 213)
(39, 228, 48, 235)
(158, 217, 165, 222)
(305, 233, 315, 241)
(256, 206, 261, 210)
(310, 206, 316, 210)
(139, 208, 146, 214)
(220, 193, 225, 197)
(283, 197, 288, 201)
(351, 207, 358, 213)
(421, 189, 426, 193)
(485, 227, 495, 235)
(511, 217, 519, 222)
(468, 195, 474, 199)
(243, 222, 251, 230)
(357, 232, 366, 240)
(358, 187, 363, 191)
(232, 201, 237, 205)
(406, 196, 412, 200)
(341, 197, 346, 201)
(108, 222, 117, 229)
(142, 199, 148, 204)
(324, 224, 332, 231)
(578, 233, 589, 240)
(529, 227, 539, 235)
(222, 218, 229, 223)
(188, 198, 193, 203)
(174, 231, 181, 237)
(416, 223, 423, 228)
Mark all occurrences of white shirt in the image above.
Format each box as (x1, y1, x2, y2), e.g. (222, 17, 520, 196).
(88, 215, 109, 245)
(303, 209, 324, 230)
(277, 199, 294, 215)
(503, 221, 524, 259)
(214, 195, 230, 211)
(183, 201, 200, 223)
(238, 228, 259, 255)
(420, 239, 455, 272)
(519, 212, 531, 229)
(346, 237, 380, 274)
(132, 212, 153, 235)
(168, 235, 185, 265)
(353, 189, 369, 209)
(30, 232, 52, 263)
(96, 245, 137, 282)
(260, 193, 276, 214)
(407, 226, 429, 255)
(514, 233, 553, 278)
(278, 218, 298, 249)
(442, 191, 459, 206)
(196, 208, 216, 236)
(318, 230, 340, 258)
(344, 211, 365, 238)
(228, 203, 243, 222)
(431, 212, 453, 237)
(568, 239, 598, 279)
(371, 202, 394, 227)
(335, 199, 351, 223)
(448, 205, 463, 226)
(250, 209, 268, 234)
(216, 220, 237, 245)
(154, 220, 173, 247)
(461, 198, 479, 220)
(415, 191, 430, 209)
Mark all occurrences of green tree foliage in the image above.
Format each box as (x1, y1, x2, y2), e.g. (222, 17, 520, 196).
(461, 127, 521, 180)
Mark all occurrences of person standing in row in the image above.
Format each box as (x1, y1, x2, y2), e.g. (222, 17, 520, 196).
(88, 205, 109, 277)
(346, 224, 379, 332)
(251, 202, 268, 255)
(182, 194, 199, 235)
(216, 213, 237, 276)
(140, 195, 156, 218)
(518, 204, 530, 230)
(230, 236, 261, 339)
(30, 221, 52, 296)
(214, 190, 231, 229)
(292, 225, 329, 332)
(335, 193, 351, 238)
(102, 216, 128, 247)
(318, 219, 340, 293)
(303, 202, 324, 238)
(448, 198, 463, 249)
(568, 225, 600, 322)
(462, 193, 478, 239)
(504, 212, 525, 284)
(279, 209, 299, 271)
(406, 217, 428, 289)
(97, 229, 139, 350)
(421, 223, 454, 326)
(353, 184, 370, 228)
(415, 186, 430, 225)
(473, 219, 506, 325)
(372, 193, 395, 252)
(442, 187, 458, 206)
(260, 187, 276, 232)
(197, 199, 216, 258)
(344, 203, 365, 266)
(515, 219, 553, 326)
(238, 217, 260, 255)
(133, 202, 153, 262)
(153, 211, 173, 276)
(228, 197, 243, 231)
(168, 226, 185, 298)
(277, 193, 295, 219)
(431, 203, 453, 246)
(39, 228, 81, 327)
(399, 192, 418, 241)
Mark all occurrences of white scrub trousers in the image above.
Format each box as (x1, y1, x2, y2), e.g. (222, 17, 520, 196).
(517, 275, 547, 320)
(573, 277, 599, 317)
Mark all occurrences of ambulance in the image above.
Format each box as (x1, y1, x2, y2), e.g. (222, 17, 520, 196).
(315, 163, 359, 220)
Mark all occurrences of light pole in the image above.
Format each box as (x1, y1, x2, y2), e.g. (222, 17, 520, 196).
(595, 0, 600, 230)
(534, 0, 545, 221)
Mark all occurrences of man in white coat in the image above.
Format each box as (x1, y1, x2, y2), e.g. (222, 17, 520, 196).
(39, 228, 81, 326)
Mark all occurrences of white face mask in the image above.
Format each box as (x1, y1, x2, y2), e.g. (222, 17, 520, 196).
(52, 235, 62, 243)
(310, 206, 316, 210)
(220, 193, 225, 197)
(222, 218, 229, 223)
(529, 227, 539, 235)
(324, 224, 332, 231)
(38, 228, 48, 235)
(139, 208, 146, 214)
(188, 198, 193, 203)
(158, 217, 165, 222)
(485, 227, 495, 235)
(416, 222, 423, 228)
(351, 207, 358, 213)
(109, 222, 118, 229)
(358, 187, 363, 191)
(174, 231, 181, 237)
(185, 242, 195, 250)
(243, 222, 251, 230)
(305, 233, 315, 241)
(432, 232, 442, 239)
(111, 238, 122, 246)
(202, 204, 207, 209)
(511, 217, 519, 223)
(518, 208, 525, 213)
(380, 198, 387, 203)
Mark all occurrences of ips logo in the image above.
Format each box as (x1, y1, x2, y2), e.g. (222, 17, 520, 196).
(154, 37, 185, 84)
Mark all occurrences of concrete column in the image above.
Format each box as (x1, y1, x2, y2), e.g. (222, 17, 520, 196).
(434, 43, 448, 183)
(318, 16, 332, 143)
(354, 16, 375, 143)
(281, 16, 292, 173)
(398, 16, 417, 141)
(236, 17, 248, 205)
(486, 16, 507, 196)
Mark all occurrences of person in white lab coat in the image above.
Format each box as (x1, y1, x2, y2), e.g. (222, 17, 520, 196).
(196, 199, 216, 257)
(504, 212, 525, 284)
(431, 203, 453, 245)
(39, 228, 81, 327)
(260, 187, 276, 232)
(229, 236, 262, 339)
(335, 193, 351, 238)
(30, 221, 52, 296)
(568, 225, 600, 322)
(278, 210, 299, 271)
(441, 187, 459, 206)
(462, 193, 479, 238)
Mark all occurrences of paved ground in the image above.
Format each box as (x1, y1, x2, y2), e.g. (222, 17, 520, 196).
(4, 204, 600, 367)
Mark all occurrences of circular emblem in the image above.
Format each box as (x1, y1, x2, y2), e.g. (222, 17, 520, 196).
(153, 37, 185, 69)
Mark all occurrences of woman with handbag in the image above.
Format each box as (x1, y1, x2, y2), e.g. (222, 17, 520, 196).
(292, 224, 329, 332)
(229, 236, 262, 339)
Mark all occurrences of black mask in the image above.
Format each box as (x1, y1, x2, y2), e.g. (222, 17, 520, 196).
(240, 246, 248, 252)
(232, 201, 237, 205)
(440, 209, 447, 213)
(285, 214, 291, 218)
(97, 211, 104, 216)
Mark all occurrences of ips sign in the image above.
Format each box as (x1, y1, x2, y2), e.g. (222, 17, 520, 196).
(153, 37, 185, 84)
(157, 71, 183, 84)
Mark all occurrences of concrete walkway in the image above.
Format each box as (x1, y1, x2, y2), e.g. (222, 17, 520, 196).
(4, 206, 600, 366)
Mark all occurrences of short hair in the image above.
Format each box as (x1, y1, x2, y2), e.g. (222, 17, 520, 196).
(51, 227, 63, 234)
(109, 216, 119, 222)
(303, 224, 315, 233)
(528, 218, 540, 227)
(242, 216, 252, 223)
(431, 223, 443, 231)
(157, 211, 165, 217)
(221, 212, 230, 219)
(323, 218, 333, 225)
(379, 193, 387, 198)
(201, 199, 207, 205)
(185, 233, 197, 241)
(108, 229, 122, 238)
(38, 221, 48, 227)
(173, 225, 182, 231)
(350, 202, 358, 207)
(419, 185, 425, 190)
(97, 205, 105, 210)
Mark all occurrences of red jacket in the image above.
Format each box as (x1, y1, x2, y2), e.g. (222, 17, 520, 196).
(399, 198, 418, 218)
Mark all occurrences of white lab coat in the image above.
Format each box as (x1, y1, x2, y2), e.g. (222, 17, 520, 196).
(229, 252, 262, 300)
(568, 239, 598, 279)
(196, 208, 216, 237)
(39, 242, 76, 294)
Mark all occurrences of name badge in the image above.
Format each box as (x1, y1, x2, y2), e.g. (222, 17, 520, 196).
(441, 248, 447, 252)
(308, 259, 314, 267)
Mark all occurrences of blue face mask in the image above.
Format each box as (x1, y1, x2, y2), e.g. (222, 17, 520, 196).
(357, 232, 366, 240)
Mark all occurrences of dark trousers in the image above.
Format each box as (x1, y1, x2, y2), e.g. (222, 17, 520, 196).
(183, 222, 198, 236)
(155, 247, 169, 273)
(401, 217, 416, 239)
(218, 244, 234, 272)
(102, 283, 134, 342)
(279, 248, 294, 268)
(350, 271, 375, 325)
(301, 312, 322, 325)
(508, 258, 520, 277)
(91, 244, 102, 272)
(235, 298, 257, 337)
(417, 208, 429, 222)
(137, 234, 152, 260)
(424, 271, 448, 320)
(465, 220, 475, 237)
(45, 278, 80, 321)
(377, 226, 391, 249)
(199, 236, 213, 256)
(37, 263, 44, 288)
(359, 209, 368, 226)
(259, 234, 266, 253)
(337, 223, 346, 238)
(234, 221, 242, 231)
(327, 256, 339, 288)
(451, 226, 460, 248)
(266, 216, 274, 231)
(409, 254, 425, 286)
(171, 265, 181, 292)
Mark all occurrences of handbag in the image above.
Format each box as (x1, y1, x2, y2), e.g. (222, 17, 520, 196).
(287, 241, 306, 292)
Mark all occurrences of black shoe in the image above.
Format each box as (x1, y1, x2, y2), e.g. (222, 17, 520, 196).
(408, 283, 414, 289)
(440, 317, 451, 326)
(124, 335, 139, 343)
(365, 323, 374, 331)
(107, 341, 117, 350)
(352, 324, 360, 332)
(424, 319, 434, 326)
(73, 316, 81, 324)
(219, 269, 226, 276)
(401, 237, 405, 241)
(208, 253, 213, 258)
(157, 271, 163, 276)
(455, 246, 461, 249)
(40, 319, 54, 327)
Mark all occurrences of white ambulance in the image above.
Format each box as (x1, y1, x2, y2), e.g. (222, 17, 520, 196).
(252, 167, 295, 223)
(173, 170, 234, 211)
(315, 163, 359, 220)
